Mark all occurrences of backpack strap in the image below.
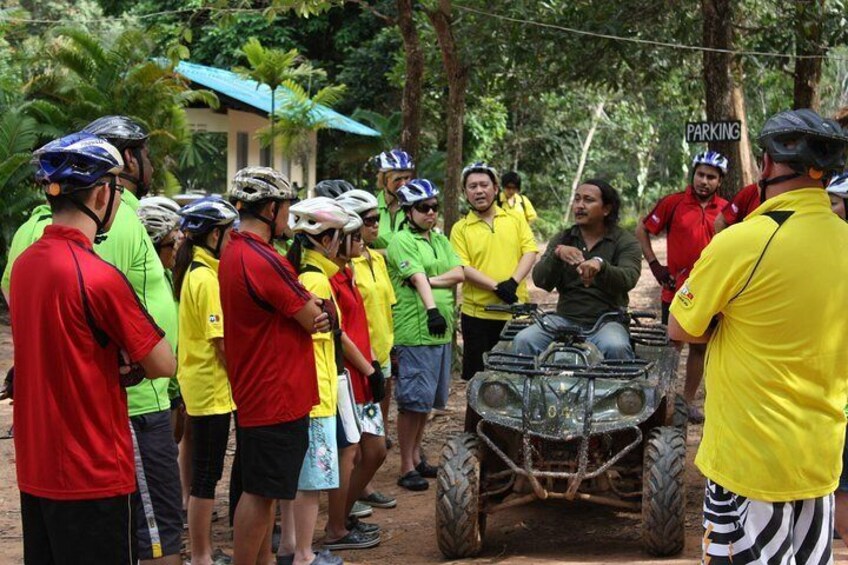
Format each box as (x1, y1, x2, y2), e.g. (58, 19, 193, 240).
(728, 210, 794, 302)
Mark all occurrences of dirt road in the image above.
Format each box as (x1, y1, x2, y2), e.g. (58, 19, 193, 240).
(0, 240, 846, 564)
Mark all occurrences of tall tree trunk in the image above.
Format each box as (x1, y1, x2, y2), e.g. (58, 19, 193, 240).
(397, 0, 423, 158)
(702, 0, 744, 197)
(427, 0, 467, 235)
(731, 61, 755, 186)
(793, 0, 825, 110)
(565, 99, 605, 220)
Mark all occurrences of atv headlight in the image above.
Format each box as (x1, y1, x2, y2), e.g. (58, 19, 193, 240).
(481, 382, 509, 409)
(616, 388, 644, 416)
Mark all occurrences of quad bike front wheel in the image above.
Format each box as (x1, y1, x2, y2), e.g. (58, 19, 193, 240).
(436, 432, 486, 558)
(641, 426, 686, 556)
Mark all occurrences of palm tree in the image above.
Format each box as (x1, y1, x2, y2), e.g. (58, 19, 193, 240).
(261, 79, 347, 189)
(234, 38, 319, 168)
(0, 109, 43, 268)
(24, 27, 218, 194)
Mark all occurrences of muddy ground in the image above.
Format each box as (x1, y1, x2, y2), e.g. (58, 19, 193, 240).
(0, 238, 846, 564)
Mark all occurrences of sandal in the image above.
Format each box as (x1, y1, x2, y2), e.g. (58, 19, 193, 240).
(397, 470, 429, 491)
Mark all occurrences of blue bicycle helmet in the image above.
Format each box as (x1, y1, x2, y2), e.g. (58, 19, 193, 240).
(34, 132, 124, 194)
(396, 179, 439, 208)
(692, 151, 729, 175)
(375, 149, 415, 172)
(179, 195, 238, 234)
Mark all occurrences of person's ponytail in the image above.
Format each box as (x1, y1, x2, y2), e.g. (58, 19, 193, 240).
(172, 237, 195, 300)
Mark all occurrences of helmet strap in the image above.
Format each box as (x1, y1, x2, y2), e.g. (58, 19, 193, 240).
(118, 147, 148, 198)
(246, 200, 281, 243)
(306, 230, 340, 258)
(758, 172, 801, 202)
(70, 178, 119, 244)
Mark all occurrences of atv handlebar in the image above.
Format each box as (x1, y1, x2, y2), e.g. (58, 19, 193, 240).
(485, 303, 627, 341)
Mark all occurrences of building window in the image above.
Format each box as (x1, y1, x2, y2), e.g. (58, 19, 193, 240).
(260, 144, 272, 167)
(236, 132, 249, 169)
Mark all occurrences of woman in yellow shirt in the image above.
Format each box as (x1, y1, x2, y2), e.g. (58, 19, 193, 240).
(284, 196, 367, 564)
(173, 196, 238, 565)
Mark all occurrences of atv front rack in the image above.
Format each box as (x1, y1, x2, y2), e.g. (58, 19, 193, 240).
(484, 351, 654, 379)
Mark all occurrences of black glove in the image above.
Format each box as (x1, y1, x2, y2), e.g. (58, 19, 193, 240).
(0, 366, 13, 401)
(494, 278, 519, 304)
(648, 259, 675, 288)
(426, 308, 448, 337)
(118, 354, 146, 388)
(368, 361, 386, 403)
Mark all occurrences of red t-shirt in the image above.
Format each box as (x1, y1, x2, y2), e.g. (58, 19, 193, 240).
(721, 183, 760, 225)
(10, 225, 164, 500)
(219, 231, 318, 427)
(643, 186, 728, 303)
(330, 267, 373, 404)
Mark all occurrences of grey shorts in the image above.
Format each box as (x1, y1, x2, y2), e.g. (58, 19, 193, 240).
(395, 344, 451, 413)
(130, 410, 183, 560)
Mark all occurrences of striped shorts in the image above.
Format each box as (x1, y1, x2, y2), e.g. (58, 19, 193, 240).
(702, 479, 834, 564)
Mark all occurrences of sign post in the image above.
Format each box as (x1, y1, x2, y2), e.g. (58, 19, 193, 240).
(685, 120, 742, 143)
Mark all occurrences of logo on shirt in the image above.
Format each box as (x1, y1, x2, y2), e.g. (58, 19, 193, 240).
(731, 203, 739, 213)
(677, 284, 694, 307)
(209, 314, 220, 324)
(399, 260, 410, 270)
(649, 213, 660, 225)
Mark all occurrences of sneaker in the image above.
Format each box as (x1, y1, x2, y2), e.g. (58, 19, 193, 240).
(397, 470, 429, 491)
(278, 551, 342, 565)
(323, 528, 381, 550)
(349, 500, 373, 518)
(358, 491, 397, 509)
(211, 548, 233, 565)
(415, 460, 438, 478)
(347, 516, 381, 534)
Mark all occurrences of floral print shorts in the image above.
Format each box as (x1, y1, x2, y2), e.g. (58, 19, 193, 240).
(297, 416, 339, 491)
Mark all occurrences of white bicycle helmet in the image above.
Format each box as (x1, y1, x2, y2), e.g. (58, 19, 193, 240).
(138, 196, 181, 245)
(461, 161, 500, 186)
(229, 166, 297, 203)
(692, 151, 729, 175)
(289, 197, 350, 235)
(826, 172, 848, 198)
(342, 210, 363, 234)
(335, 189, 378, 216)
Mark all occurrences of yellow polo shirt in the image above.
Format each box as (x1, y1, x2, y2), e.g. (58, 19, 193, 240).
(300, 248, 341, 418)
(177, 246, 235, 416)
(670, 188, 848, 501)
(450, 206, 538, 320)
(352, 251, 396, 367)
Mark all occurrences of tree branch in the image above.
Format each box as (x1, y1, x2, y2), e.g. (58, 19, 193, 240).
(346, 0, 393, 23)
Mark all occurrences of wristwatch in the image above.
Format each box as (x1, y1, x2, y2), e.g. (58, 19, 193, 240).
(593, 257, 605, 268)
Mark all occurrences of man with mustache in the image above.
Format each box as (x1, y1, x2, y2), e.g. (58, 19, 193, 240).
(635, 151, 729, 423)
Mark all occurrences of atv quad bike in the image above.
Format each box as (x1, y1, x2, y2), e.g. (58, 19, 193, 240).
(436, 304, 685, 558)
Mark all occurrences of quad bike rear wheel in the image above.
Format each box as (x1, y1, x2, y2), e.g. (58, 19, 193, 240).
(641, 426, 686, 556)
(436, 433, 486, 558)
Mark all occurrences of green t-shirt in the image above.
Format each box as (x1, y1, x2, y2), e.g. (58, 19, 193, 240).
(3, 192, 179, 416)
(2, 205, 52, 293)
(373, 191, 406, 250)
(386, 227, 460, 346)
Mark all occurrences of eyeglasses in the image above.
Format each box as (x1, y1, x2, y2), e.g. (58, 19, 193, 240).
(413, 202, 439, 214)
(361, 215, 379, 227)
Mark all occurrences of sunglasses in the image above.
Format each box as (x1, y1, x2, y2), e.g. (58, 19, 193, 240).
(413, 202, 439, 214)
(361, 215, 379, 227)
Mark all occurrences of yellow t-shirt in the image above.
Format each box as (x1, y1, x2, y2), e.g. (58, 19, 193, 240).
(450, 206, 538, 320)
(499, 192, 537, 224)
(670, 188, 848, 501)
(352, 250, 396, 367)
(177, 246, 235, 416)
(300, 248, 341, 418)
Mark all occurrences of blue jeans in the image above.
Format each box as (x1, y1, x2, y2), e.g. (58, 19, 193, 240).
(512, 314, 634, 360)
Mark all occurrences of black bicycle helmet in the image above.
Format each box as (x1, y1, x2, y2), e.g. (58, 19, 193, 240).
(757, 108, 848, 179)
(313, 179, 356, 199)
(83, 116, 149, 151)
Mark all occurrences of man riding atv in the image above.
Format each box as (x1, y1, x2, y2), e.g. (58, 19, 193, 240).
(513, 179, 642, 359)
